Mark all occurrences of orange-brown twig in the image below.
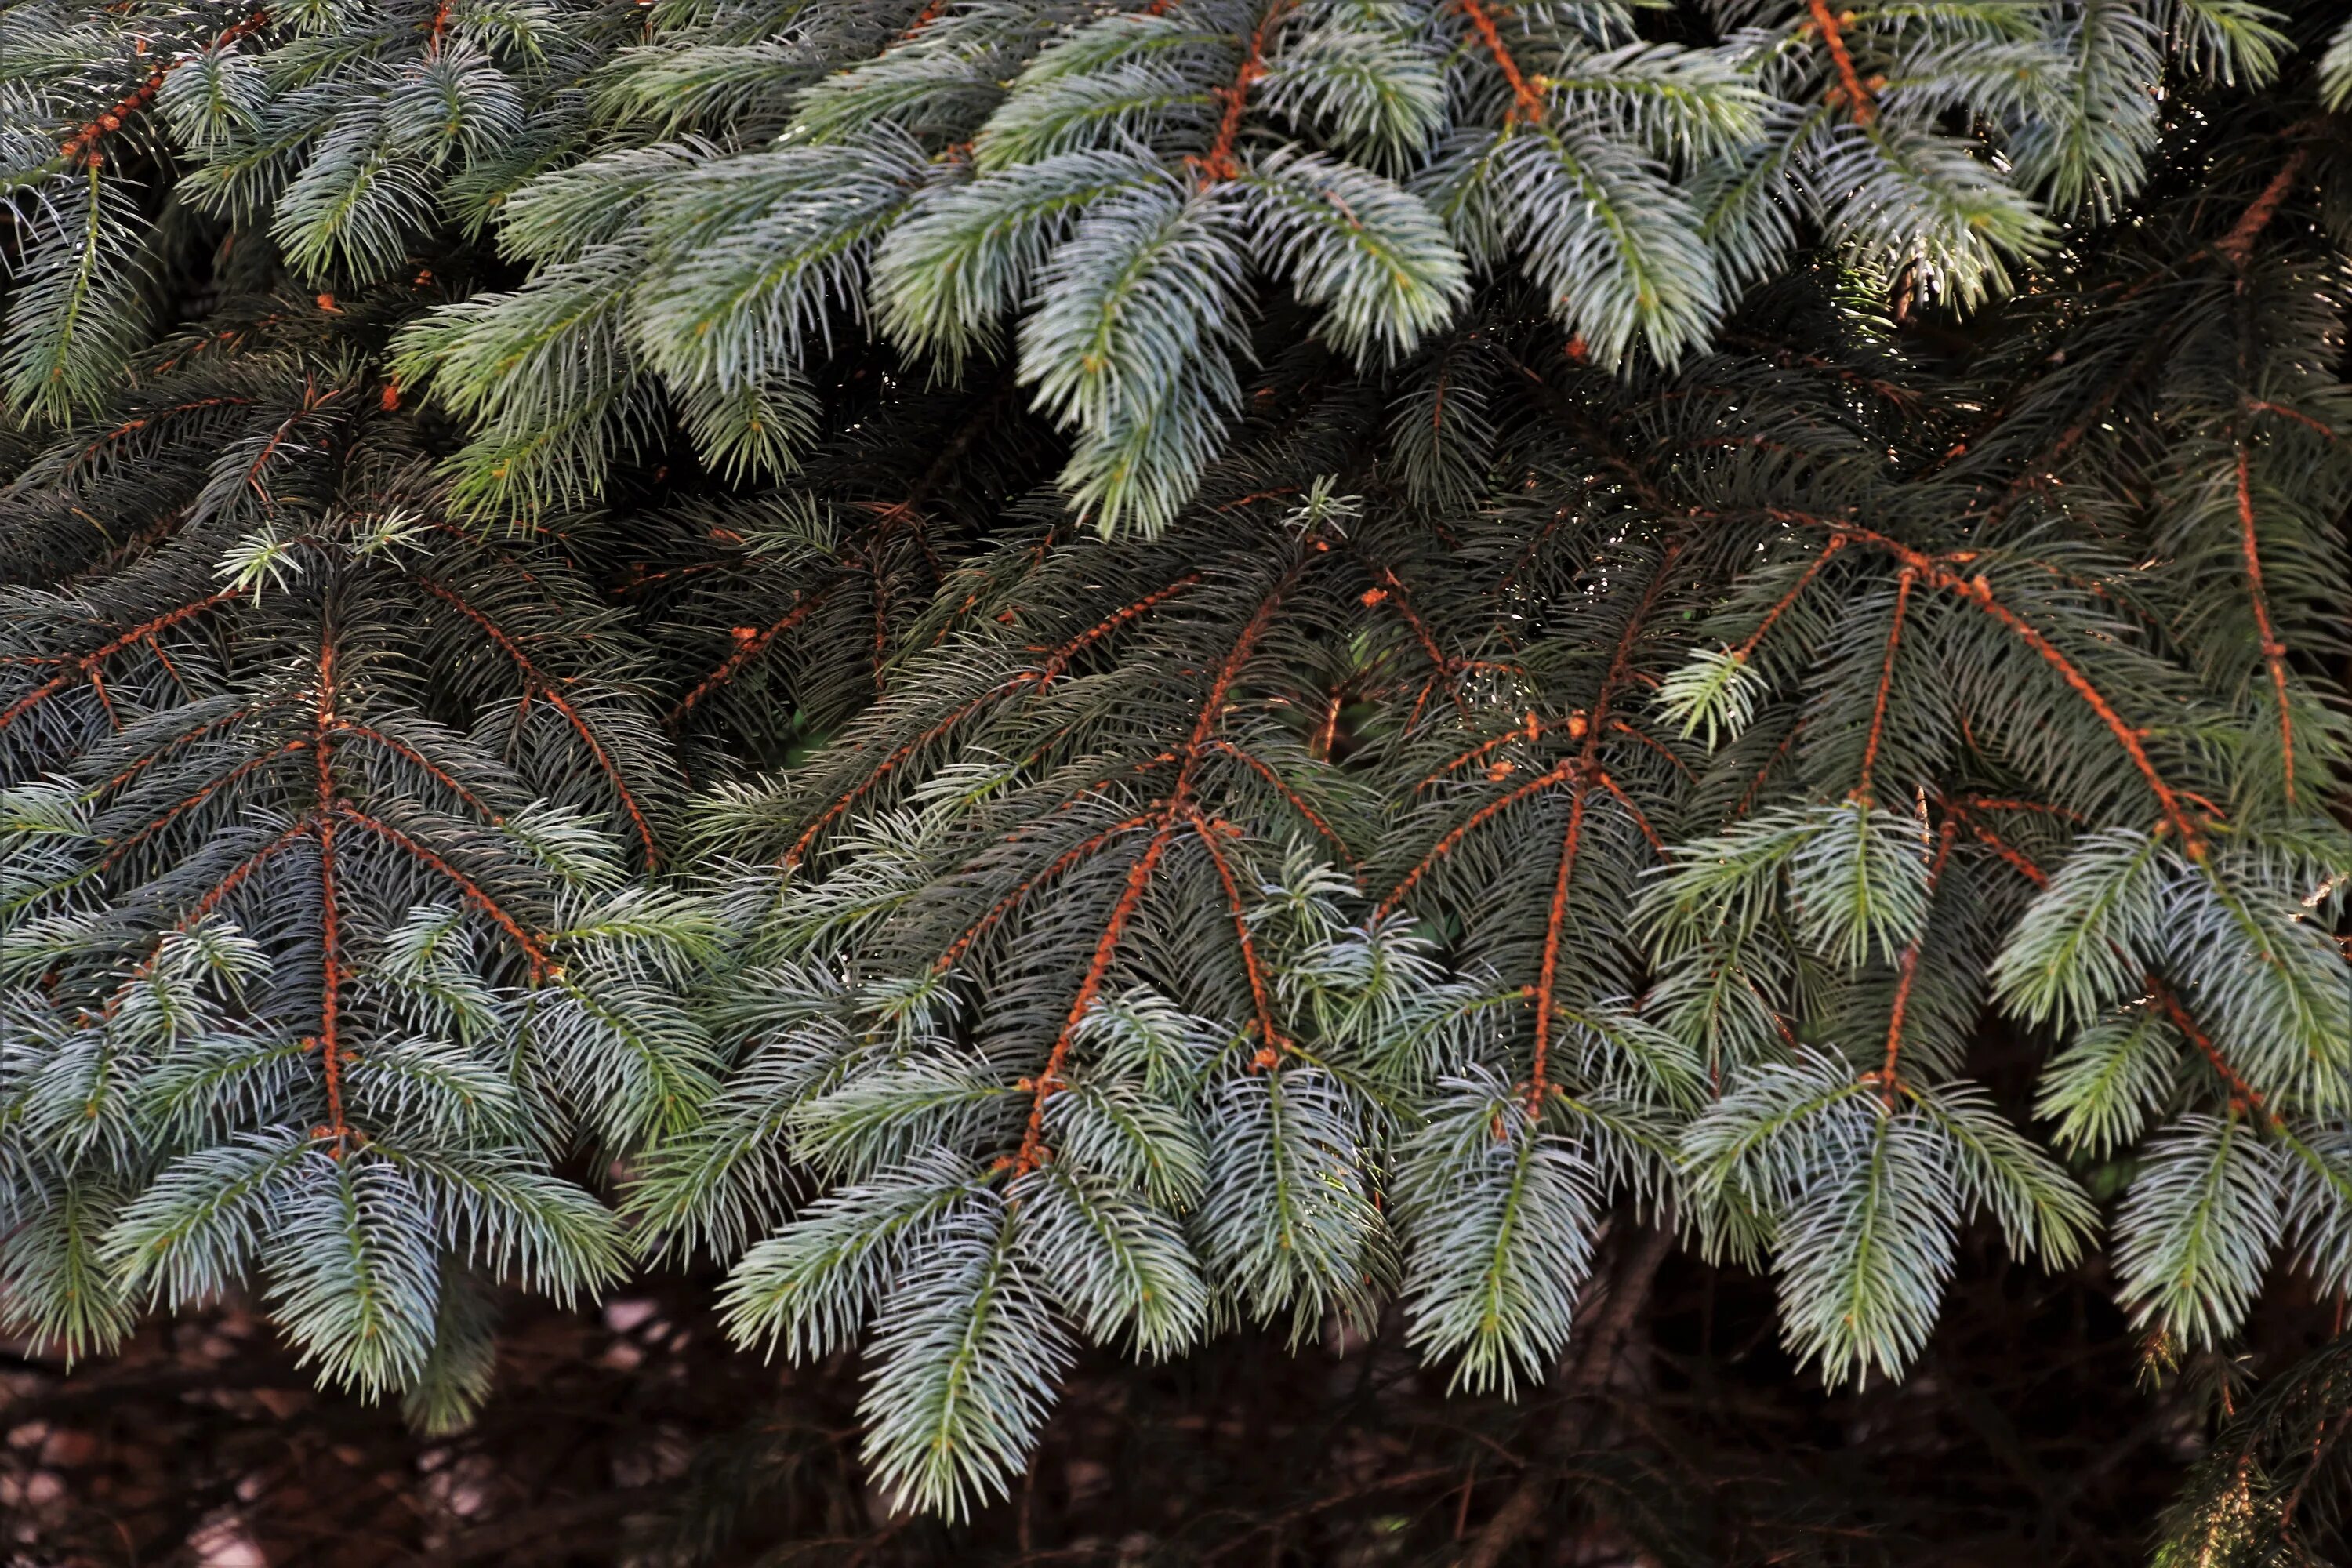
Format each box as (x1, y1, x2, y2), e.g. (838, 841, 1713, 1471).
(2235, 442, 2296, 803)
(1733, 534, 1848, 660)
(2214, 149, 2308, 267)
(1214, 741, 1352, 857)
(934, 814, 1159, 973)
(313, 636, 351, 1142)
(1957, 796, 2082, 821)
(414, 575, 661, 867)
(109, 819, 314, 1020)
(331, 720, 500, 821)
(1196, 1, 1294, 183)
(1611, 717, 1694, 779)
(2244, 398, 2337, 441)
(1011, 817, 1183, 1174)
(0, 590, 241, 735)
(1527, 783, 1587, 1112)
(97, 739, 308, 870)
(541, 685, 659, 867)
(1771, 514, 2201, 849)
(316, 812, 349, 1142)
(666, 591, 829, 726)
(1189, 808, 1286, 1057)
(1311, 688, 1344, 761)
(1011, 583, 1291, 1174)
(2154, 982, 2274, 1126)
(1523, 544, 1680, 1105)
(1455, 0, 1546, 125)
(1873, 821, 1956, 1107)
(789, 578, 1201, 863)
(333, 806, 554, 979)
(786, 684, 1019, 867)
(1037, 575, 1201, 684)
(1381, 757, 1577, 916)
(232, 381, 340, 510)
(1417, 710, 1557, 790)
(1593, 771, 1662, 851)
(74, 397, 252, 469)
(1857, 568, 1915, 805)
(57, 9, 272, 168)
(1367, 566, 1478, 727)
(1370, 568, 1455, 683)
(96, 703, 267, 793)
(1804, 0, 1875, 125)
(1948, 812, 2272, 1123)
(1965, 819, 2051, 888)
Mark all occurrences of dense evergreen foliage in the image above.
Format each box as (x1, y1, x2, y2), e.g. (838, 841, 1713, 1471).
(4, 2, 2351, 1561)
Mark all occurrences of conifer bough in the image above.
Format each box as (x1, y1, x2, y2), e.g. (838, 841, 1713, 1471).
(3, 0, 2351, 1553)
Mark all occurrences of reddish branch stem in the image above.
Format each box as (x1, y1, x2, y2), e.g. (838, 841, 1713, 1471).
(1011, 583, 1290, 1174)
(1371, 568, 1455, 684)
(543, 685, 659, 867)
(1215, 740, 1350, 855)
(413, 576, 660, 867)
(1875, 821, 1956, 1106)
(1455, 0, 1546, 125)
(1381, 757, 1577, 916)
(1611, 717, 1693, 780)
(1857, 568, 1915, 805)
(2214, 149, 2308, 267)
(934, 814, 1158, 973)
(2234, 442, 2296, 803)
(789, 576, 1196, 866)
(1421, 710, 1551, 789)
(96, 704, 261, 793)
(1523, 545, 1680, 1105)
(1011, 818, 1181, 1174)
(1197, 1, 1293, 184)
(1965, 820, 2050, 887)
(0, 590, 241, 735)
(2154, 982, 2274, 1126)
(1385, 546, 1686, 1104)
(1953, 811, 2273, 1123)
(57, 9, 271, 168)
(110, 822, 312, 1015)
(1528, 785, 1588, 1112)
(786, 684, 1018, 867)
(333, 806, 554, 979)
(1315, 688, 1348, 761)
(75, 397, 252, 467)
(1189, 810, 1286, 1058)
(1772, 514, 2201, 850)
(1593, 771, 1662, 851)
(234, 383, 340, 509)
(312, 637, 351, 1142)
(1734, 535, 1846, 659)
(97, 740, 307, 869)
(316, 814, 349, 1142)
(1959, 795, 2082, 820)
(1804, 0, 1875, 125)
(666, 592, 828, 726)
(332, 720, 499, 820)
(1039, 575, 1201, 684)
